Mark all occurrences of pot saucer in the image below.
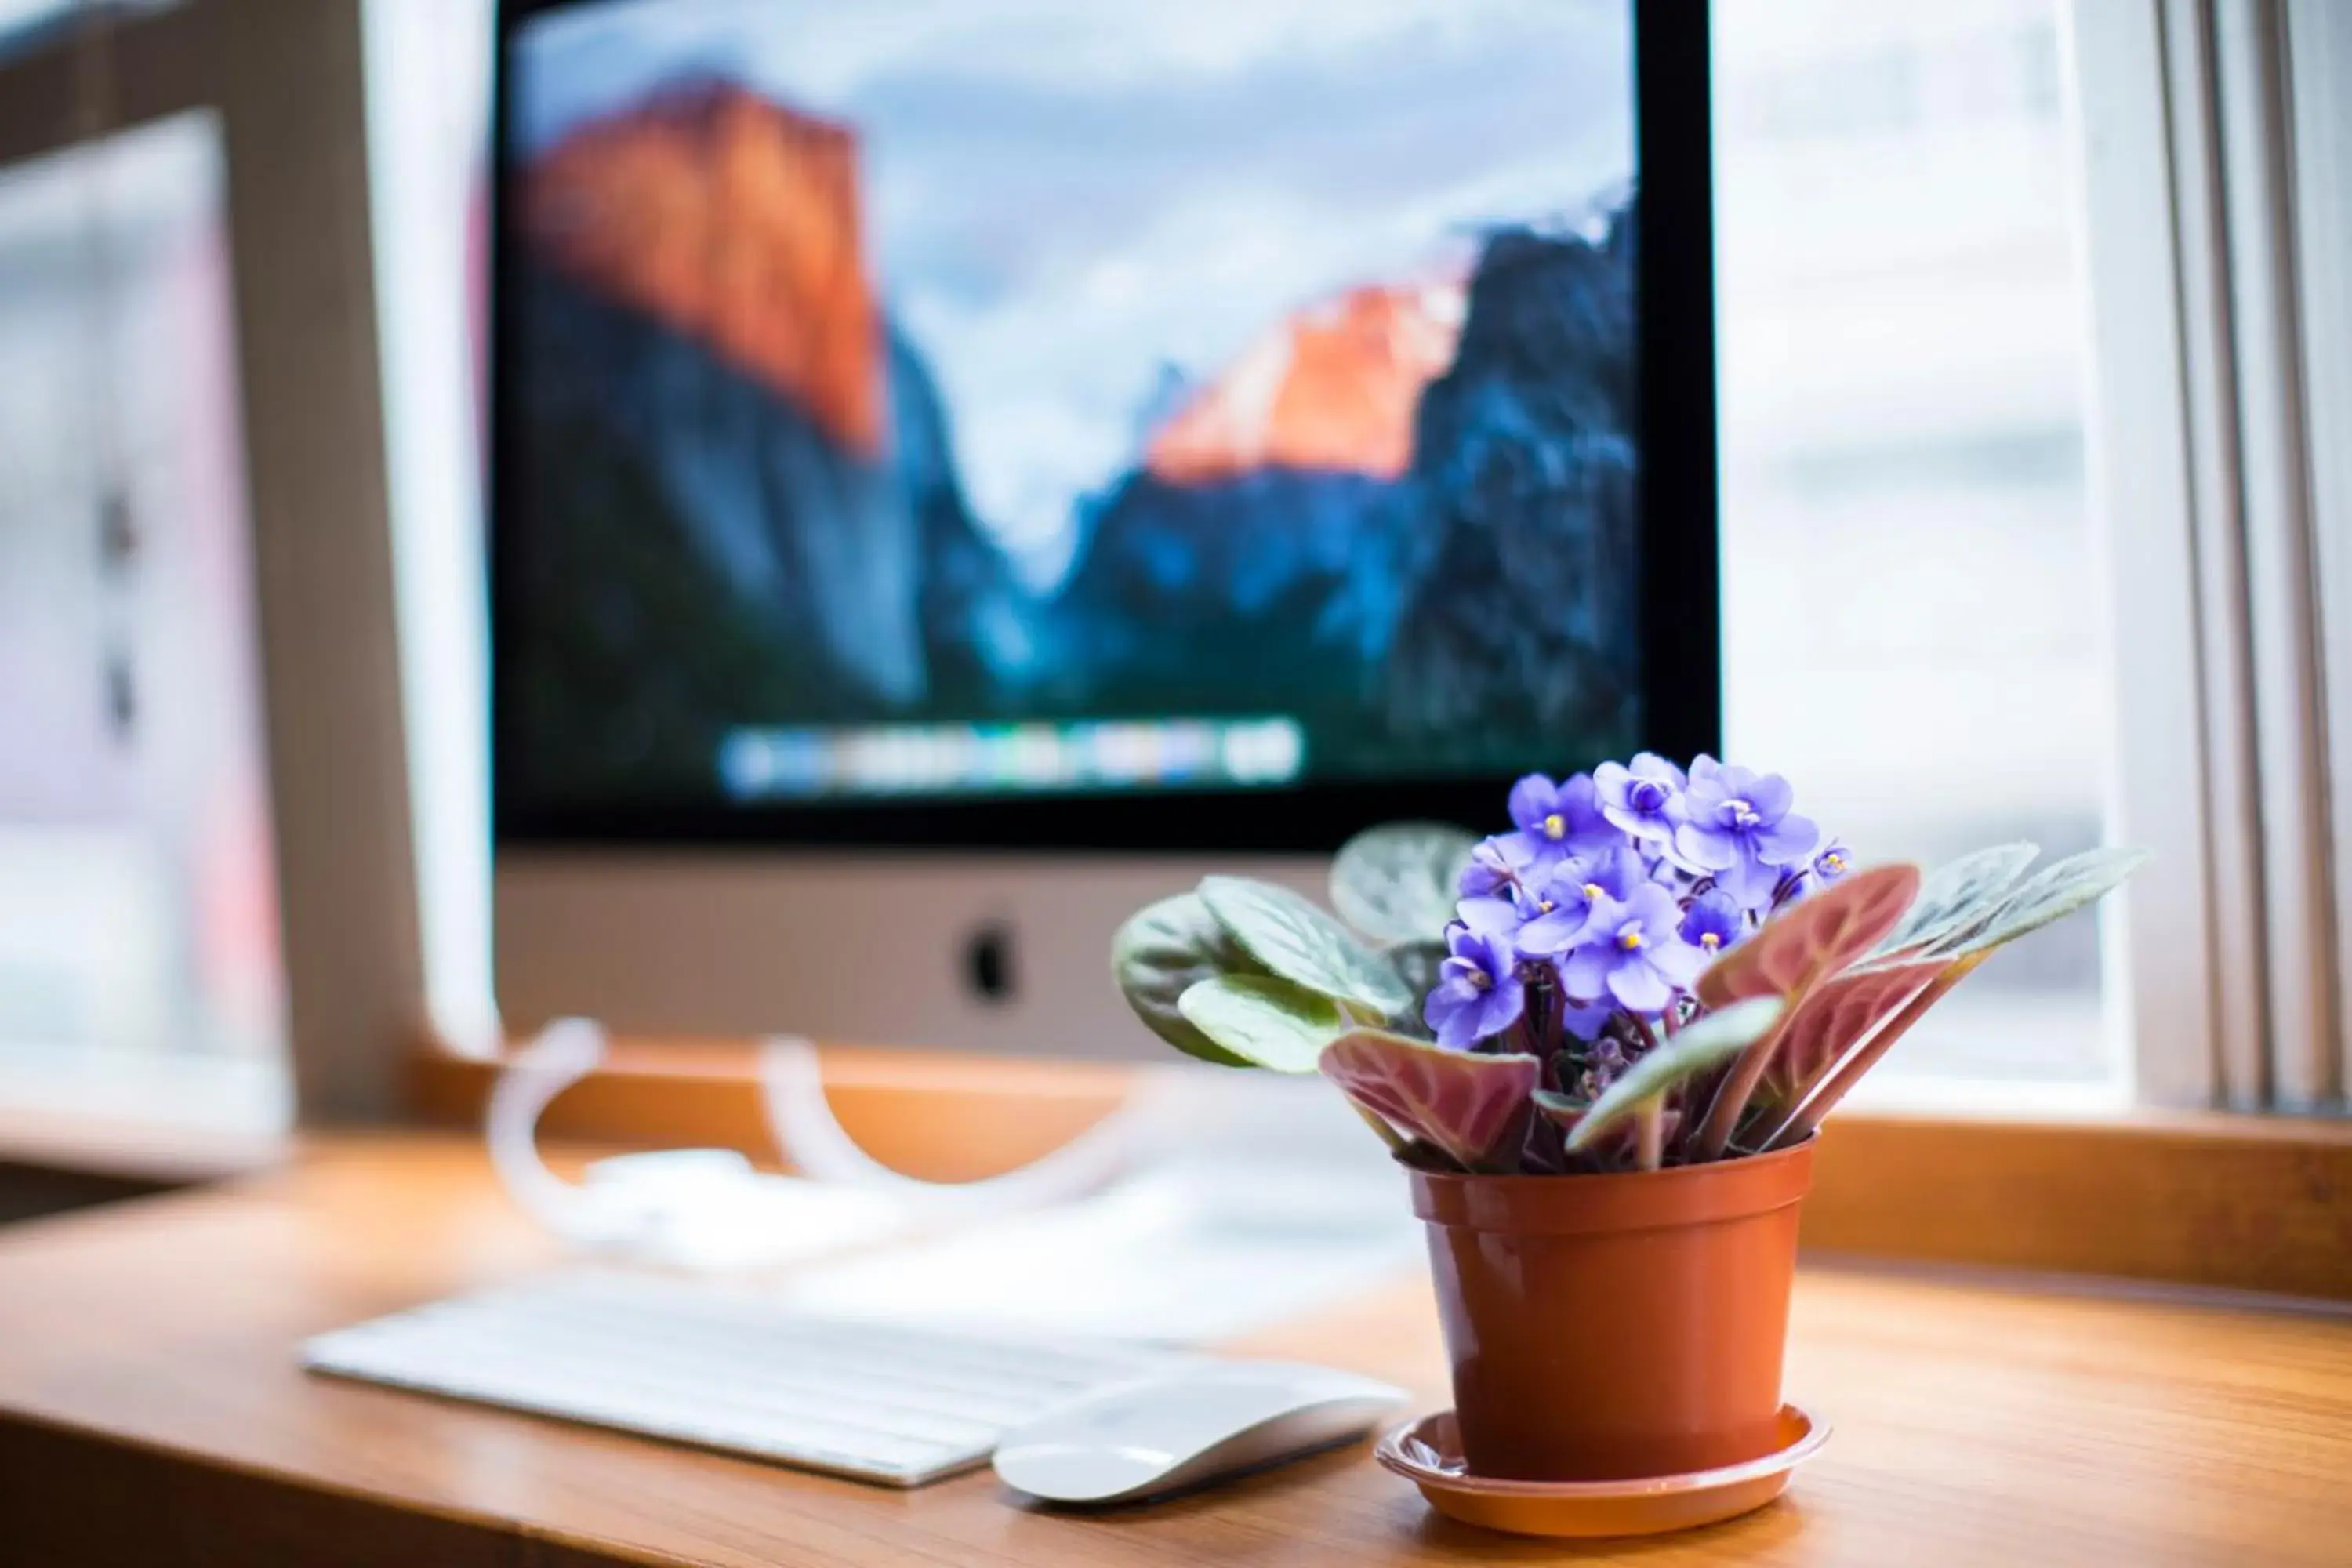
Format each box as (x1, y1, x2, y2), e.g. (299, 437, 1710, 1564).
(1373, 1404, 1828, 1539)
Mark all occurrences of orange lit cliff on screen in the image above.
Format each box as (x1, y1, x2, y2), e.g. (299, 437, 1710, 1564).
(520, 79, 887, 459)
(1145, 281, 1468, 485)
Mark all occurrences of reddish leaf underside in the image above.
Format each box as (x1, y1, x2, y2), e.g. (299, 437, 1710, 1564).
(1695, 862, 1923, 1009)
(1766, 956, 1950, 1100)
(1318, 1029, 1541, 1173)
(1530, 1091, 1588, 1133)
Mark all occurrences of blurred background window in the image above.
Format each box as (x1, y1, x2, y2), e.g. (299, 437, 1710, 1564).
(361, 0, 2122, 1100)
(0, 105, 289, 1129)
(1715, 0, 2118, 1100)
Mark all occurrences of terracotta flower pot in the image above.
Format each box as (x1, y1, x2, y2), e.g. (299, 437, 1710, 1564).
(1407, 1138, 1814, 1483)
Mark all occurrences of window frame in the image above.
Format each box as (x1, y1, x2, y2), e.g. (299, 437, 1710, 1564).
(2074, 0, 2352, 1110)
(0, 0, 425, 1123)
(2067, 0, 2237, 1107)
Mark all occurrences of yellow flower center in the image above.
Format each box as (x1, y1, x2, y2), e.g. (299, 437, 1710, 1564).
(1542, 812, 1566, 840)
(1618, 930, 1644, 952)
(1582, 882, 1604, 901)
(1700, 931, 1721, 951)
(1537, 899, 1555, 913)
(1823, 853, 1846, 873)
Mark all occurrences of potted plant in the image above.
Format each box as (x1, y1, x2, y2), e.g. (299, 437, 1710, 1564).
(1112, 756, 2143, 1493)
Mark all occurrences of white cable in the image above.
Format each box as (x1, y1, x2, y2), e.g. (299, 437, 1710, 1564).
(756, 1036, 1177, 1218)
(487, 1018, 915, 1268)
(488, 1020, 1169, 1254)
(484, 1015, 623, 1243)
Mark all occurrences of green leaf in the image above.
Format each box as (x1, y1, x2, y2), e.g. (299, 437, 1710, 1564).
(1385, 938, 1449, 1039)
(1109, 894, 1262, 1067)
(1175, 975, 1348, 1073)
(1876, 842, 2040, 956)
(1329, 822, 1477, 944)
(1566, 999, 1784, 1154)
(1951, 846, 2149, 956)
(1199, 876, 1414, 1016)
(1318, 1029, 1539, 1173)
(1696, 862, 1923, 1008)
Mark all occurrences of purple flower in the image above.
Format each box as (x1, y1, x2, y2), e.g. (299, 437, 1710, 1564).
(1594, 753, 1686, 848)
(1812, 841, 1852, 884)
(1452, 892, 1520, 946)
(1679, 888, 1744, 959)
(1558, 884, 1706, 1014)
(1556, 993, 1617, 1041)
(1423, 909, 1527, 1050)
(1458, 832, 1539, 900)
(1672, 757, 1820, 906)
(1505, 772, 1617, 862)
(1515, 846, 1645, 955)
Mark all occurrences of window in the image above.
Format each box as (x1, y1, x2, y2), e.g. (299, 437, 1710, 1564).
(1715, 0, 2119, 1098)
(0, 110, 287, 1128)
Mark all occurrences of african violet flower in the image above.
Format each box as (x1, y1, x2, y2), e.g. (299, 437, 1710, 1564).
(1458, 831, 1539, 899)
(1515, 845, 1645, 956)
(1812, 841, 1852, 884)
(1505, 772, 1617, 863)
(1559, 883, 1706, 1014)
(1674, 757, 1819, 906)
(1593, 753, 1686, 848)
(1679, 887, 1744, 959)
(1433, 760, 1831, 1042)
(1425, 902, 1526, 1049)
(1555, 989, 1617, 1042)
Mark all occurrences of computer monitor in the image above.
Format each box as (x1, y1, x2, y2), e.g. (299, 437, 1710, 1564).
(488, 0, 1719, 1058)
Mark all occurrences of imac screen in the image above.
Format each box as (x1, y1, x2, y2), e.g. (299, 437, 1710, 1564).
(498, 0, 1654, 814)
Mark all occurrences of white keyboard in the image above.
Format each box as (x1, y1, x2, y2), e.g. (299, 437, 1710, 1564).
(302, 1270, 1196, 1486)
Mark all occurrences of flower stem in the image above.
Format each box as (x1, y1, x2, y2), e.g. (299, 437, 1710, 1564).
(1508, 1010, 1541, 1058)
(1689, 954, 1828, 1160)
(1633, 1099, 1664, 1171)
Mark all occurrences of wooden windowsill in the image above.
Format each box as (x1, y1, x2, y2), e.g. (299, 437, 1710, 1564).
(408, 1036, 2352, 1303)
(1802, 1106, 2352, 1300)
(0, 1102, 289, 1190)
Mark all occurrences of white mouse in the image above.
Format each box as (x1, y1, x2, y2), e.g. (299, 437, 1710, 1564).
(992, 1360, 1409, 1504)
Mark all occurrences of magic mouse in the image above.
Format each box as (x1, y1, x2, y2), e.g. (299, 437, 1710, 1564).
(992, 1361, 1409, 1504)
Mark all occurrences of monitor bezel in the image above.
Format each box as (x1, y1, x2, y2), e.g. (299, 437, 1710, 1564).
(488, 0, 1719, 855)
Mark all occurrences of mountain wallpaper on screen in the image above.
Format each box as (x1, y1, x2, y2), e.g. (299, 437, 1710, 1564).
(505, 79, 1640, 800)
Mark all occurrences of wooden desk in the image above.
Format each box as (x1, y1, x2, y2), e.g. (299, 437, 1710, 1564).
(0, 1133, 2346, 1566)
